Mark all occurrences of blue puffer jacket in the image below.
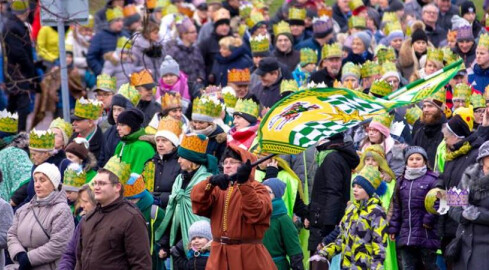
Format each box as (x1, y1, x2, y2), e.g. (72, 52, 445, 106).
(210, 46, 253, 86)
(86, 28, 128, 75)
(469, 64, 489, 94)
(387, 171, 440, 249)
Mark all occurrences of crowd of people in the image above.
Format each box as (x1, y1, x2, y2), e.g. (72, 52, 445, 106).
(1, 0, 489, 269)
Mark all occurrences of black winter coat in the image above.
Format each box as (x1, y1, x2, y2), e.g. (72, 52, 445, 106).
(453, 43, 476, 69)
(411, 117, 446, 169)
(332, 3, 349, 33)
(210, 46, 253, 86)
(137, 98, 162, 126)
(171, 240, 209, 270)
(152, 150, 181, 209)
(309, 69, 340, 87)
(99, 125, 120, 167)
(273, 49, 300, 74)
(250, 75, 284, 108)
(70, 126, 104, 158)
(199, 31, 232, 78)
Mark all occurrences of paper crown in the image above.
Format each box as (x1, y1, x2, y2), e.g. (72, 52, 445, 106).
(74, 98, 103, 120)
(382, 12, 397, 23)
(162, 4, 178, 16)
(288, 7, 306, 21)
(453, 83, 471, 100)
(63, 164, 87, 191)
(425, 188, 448, 215)
(49, 117, 73, 139)
(447, 186, 469, 207)
(377, 47, 396, 64)
(405, 105, 422, 125)
(29, 129, 55, 151)
(106, 7, 123, 22)
(0, 110, 18, 133)
(370, 79, 393, 97)
(118, 83, 141, 106)
(222, 87, 238, 108)
(130, 69, 155, 87)
(348, 15, 366, 29)
(333, 80, 357, 90)
(157, 116, 183, 137)
(96, 74, 116, 92)
(11, 0, 28, 12)
(447, 30, 457, 42)
(381, 61, 398, 75)
(116, 36, 132, 50)
(312, 16, 333, 34)
(123, 4, 139, 17)
(235, 98, 259, 118)
(321, 43, 342, 60)
(318, 7, 333, 17)
(300, 48, 318, 66)
(361, 60, 381, 78)
(213, 8, 230, 22)
(349, 0, 364, 12)
(341, 62, 361, 78)
(161, 92, 182, 110)
(180, 133, 208, 154)
(65, 43, 73, 53)
(372, 113, 394, 129)
(427, 48, 444, 64)
(192, 95, 223, 122)
(250, 34, 270, 53)
(239, 2, 253, 18)
(124, 175, 146, 198)
(357, 165, 382, 190)
(103, 156, 131, 184)
(479, 33, 489, 50)
(273, 21, 292, 36)
(443, 47, 459, 65)
(280, 79, 299, 94)
(147, 0, 157, 9)
(228, 68, 251, 85)
(470, 93, 485, 109)
(426, 89, 446, 105)
(383, 20, 403, 36)
(246, 11, 265, 29)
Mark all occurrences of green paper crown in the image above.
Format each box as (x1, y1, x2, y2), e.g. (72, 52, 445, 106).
(118, 83, 141, 106)
(106, 7, 123, 22)
(382, 12, 397, 23)
(470, 93, 485, 109)
(250, 34, 270, 53)
(49, 117, 73, 139)
(192, 96, 223, 119)
(361, 60, 381, 78)
(74, 98, 104, 120)
(235, 98, 259, 118)
(239, 3, 253, 18)
(453, 83, 471, 100)
(104, 156, 131, 184)
(246, 11, 265, 29)
(480, 33, 489, 50)
(273, 21, 291, 36)
(29, 129, 55, 151)
(377, 47, 396, 64)
(442, 47, 459, 65)
(63, 165, 87, 190)
(280, 79, 299, 94)
(116, 36, 132, 50)
(370, 79, 393, 97)
(222, 87, 238, 108)
(288, 7, 306, 21)
(383, 20, 402, 36)
(426, 89, 446, 105)
(348, 15, 366, 29)
(427, 48, 444, 63)
(381, 61, 398, 75)
(96, 74, 116, 92)
(300, 48, 318, 66)
(11, 0, 28, 12)
(357, 165, 382, 190)
(372, 113, 394, 129)
(349, 0, 364, 11)
(321, 43, 342, 60)
(406, 105, 422, 125)
(0, 110, 18, 133)
(341, 62, 361, 78)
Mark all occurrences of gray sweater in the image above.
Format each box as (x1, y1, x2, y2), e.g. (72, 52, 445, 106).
(0, 198, 13, 270)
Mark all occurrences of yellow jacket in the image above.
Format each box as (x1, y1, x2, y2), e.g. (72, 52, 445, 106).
(37, 26, 60, 62)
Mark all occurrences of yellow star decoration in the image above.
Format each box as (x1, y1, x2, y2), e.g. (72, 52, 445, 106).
(323, 106, 385, 124)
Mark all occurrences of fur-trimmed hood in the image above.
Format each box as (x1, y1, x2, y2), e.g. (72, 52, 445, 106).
(460, 163, 489, 203)
(84, 152, 98, 172)
(398, 37, 434, 69)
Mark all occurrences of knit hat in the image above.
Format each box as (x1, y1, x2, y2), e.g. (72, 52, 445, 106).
(456, 25, 474, 41)
(446, 114, 471, 138)
(263, 178, 286, 198)
(353, 31, 371, 51)
(411, 28, 428, 43)
(460, 1, 476, 17)
(352, 165, 382, 197)
(159, 55, 180, 77)
(65, 138, 90, 161)
(117, 108, 145, 134)
(477, 141, 489, 162)
(155, 117, 182, 147)
(404, 145, 428, 162)
(34, 163, 61, 190)
(369, 114, 393, 138)
(188, 220, 212, 241)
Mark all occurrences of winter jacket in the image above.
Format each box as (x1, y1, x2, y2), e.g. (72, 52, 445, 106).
(98, 125, 120, 167)
(449, 163, 489, 270)
(0, 198, 13, 270)
(411, 116, 446, 169)
(165, 38, 206, 84)
(250, 74, 284, 108)
(309, 68, 340, 87)
(342, 50, 374, 66)
(320, 195, 388, 270)
(37, 26, 59, 63)
(199, 32, 233, 78)
(0, 146, 32, 201)
(296, 38, 323, 60)
(425, 24, 447, 48)
(86, 28, 127, 75)
(332, 3, 349, 33)
(144, 150, 181, 209)
(211, 47, 253, 86)
(132, 36, 166, 81)
(469, 64, 489, 93)
(114, 128, 156, 175)
(436, 5, 459, 31)
(137, 98, 162, 126)
(308, 141, 360, 250)
(171, 240, 209, 270)
(58, 219, 82, 270)
(387, 171, 440, 249)
(273, 49, 300, 74)
(101, 52, 135, 89)
(8, 191, 75, 270)
(69, 125, 104, 158)
(453, 44, 476, 70)
(397, 38, 433, 82)
(76, 196, 152, 270)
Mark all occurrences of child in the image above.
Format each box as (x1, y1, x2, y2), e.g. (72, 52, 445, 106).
(292, 48, 317, 87)
(387, 146, 440, 269)
(157, 55, 191, 114)
(262, 178, 304, 270)
(102, 37, 136, 89)
(171, 220, 212, 270)
(61, 138, 98, 183)
(318, 166, 388, 269)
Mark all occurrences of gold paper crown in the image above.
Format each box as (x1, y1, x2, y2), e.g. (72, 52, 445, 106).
(372, 113, 394, 128)
(406, 105, 422, 125)
(49, 117, 73, 139)
(123, 4, 138, 17)
(124, 175, 146, 198)
(147, 0, 157, 9)
(321, 43, 342, 60)
(348, 16, 366, 29)
(349, 0, 364, 11)
(426, 89, 446, 104)
(377, 47, 396, 64)
(361, 60, 381, 78)
(383, 20, 402, 36)
(250, 34, 270, 53)
(280, 79, 299, 94)
(300, 48, 318, 66)
(74, 98, 103, 120)
(157, 116, 183, 137)
(96, 74, 116, 92)
(192, 96, 223, 119)
(453, 83, 471, 100)
(470, 93, 485, 109)
(161, 92, 182, 110)
(106, 7, 123, 22)
(273, 21, 292, 36)
(447, 30, 457, 42)
(118, 83, 141, 106)
(65, 43, 73, 53)
(238, 24, 247, 37)
(130, 69, 154, 87)
(0, 110, 18, 133)
(318, 7, 333, 17)
(104, 156, 131, 184)
(381, 61, 398, 75)
(228, 68, 251, 85)
(235, 98, 259, 118)
(246, 11, 265, 29)
(213, 8, 230, 22)
(382, 12, 398, 23)
(83, 15, 95, 28)
(222, 87, 237, 108)
(427, 48, 444, 64)
(442, 47, 457, 64)
(480, 33, 489, 50)
(29, 129, 55, 151)
(180, 133, 208, 154)
(288, 7, 306, 21)
(116, 36, 132, 50)
(11, 0, 28, 12)
(333, 80, 356, 90)
(63, 165, 87, 190)
(341, 62, 361, 78)
(370, 79, 393, 97)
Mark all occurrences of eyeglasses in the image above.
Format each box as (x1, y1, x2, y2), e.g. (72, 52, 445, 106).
(92, 181, 112, 187)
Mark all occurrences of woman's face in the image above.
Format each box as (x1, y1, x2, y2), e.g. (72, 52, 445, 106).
(233, 115, 250, 130)
(66, 152, 83, 165)
(178, 157, 199, 172)
(51, 128, 65, 150)
(364, 156, 379, 168)
(79, 189, 96, 214)
(352, 37, 366, 55)
(34, 172, 55, 198)
(162, 74, 179, 86)
(458, 40, 474, 54)
(112, 105, 125, 124)
(219, 45, 232, 57)
(155, 137, 175, 155)
(390, 38, 403, 51)
(191, 120, 211, 130)
(30, 150, 50, 166)
(116, 123, 132, 137)
(425, 60, 439, 75)
(407, 153, 425, 168)
(412, 40, 427, 54)
(474, 108, 485, 124)
(367, 128, 383, 144)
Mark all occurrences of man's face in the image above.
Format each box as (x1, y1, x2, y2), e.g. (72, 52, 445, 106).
(436, 0, 450, 13)
(476, 47, 489, 68)
(72, 119, 93, 134)
(276, 35, 292, 53)
(96, 90, 114, 109)
(168, 107, 183, 121)
(260, 71, 279, 87)
(458, 40, 474, 54)
(337, 0, 350, 13)
(109, 19, 124, 33)
(215, 24, 230, 36)
(30, 150, 50, 166)
(290, 24, 305, 36)
(422, 6, 438, 26)
(449, 74, 465, 87)
(223, 157, 241, 175)
(92, 172, 121, 206)
(136, 86, 153, 101)
(233, 84, 249, 98)
(422, 102, 441, 124)
(325, 57, 342, 76)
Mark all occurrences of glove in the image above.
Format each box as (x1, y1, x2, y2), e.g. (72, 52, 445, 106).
(209, 174, 230, 190)
(462, 205, 480, 221)
(234, 160, 252, 184)
(17, 252, 31, 270)
(290, 254, 305, 270)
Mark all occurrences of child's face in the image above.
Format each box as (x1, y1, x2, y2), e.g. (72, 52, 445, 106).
(66, 190, 79, 203)
(303, 63, 316, 73)
(265, 186, 275, 199)
(353, 184, 369, 201)
(162, 74, 179, 86)
(66, 54, 73, 66)
(191, 236, 209, 251)
(364, 156, 379, 168)
(407, 153, 425, 168)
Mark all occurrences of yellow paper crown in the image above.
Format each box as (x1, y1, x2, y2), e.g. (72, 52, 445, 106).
(406, 105, 422, 125)
(83, 15, 95, 28)
(213, 8, 230, 22)
(427, 48, 444, 64)
(104, 156, 131, 184)
(273, 21, 292, 36)
(381, 61, 398, 75)
(118, 83, 141, 106)
(280, 79, 299, 94)
(65, 43, 73, 53)
(222, 87, 238, 108)
(288, 7, 306, 21)
(74, 98, 103, 120)
(106, 7, 123, 22)
(426, 89, 446, 105)
(116, 36, 132, 50)
(453, 83, 471, 100)
(383, 20, 402, 36)
(377, 47, 396, 64)
(382, 12, 397, 23)
(250, 34, 270, 53)
(341, 62, 361, 78)
(479, 33, 489, 50)
(361, 60, 381, 78)
(0, 110, 18, 133)
(49, 118, 73, 139)
(161, 4, 178, 16)
(348, 16, 366, 29)
(96, 74, 116, 92)
(11, 0, 28, 12)
(321, 43, 342, 60)
(372, 113, 394, 128)
(235, 98, 259, 118)
(161, 92, 182, 110)
(246, 11, 265, 29)
(228, 68, 251, 85)
(239, 3, 253, 18)
(349, 0, 364, 11)
(357, 165, 382, 190)
(470, 93, 485, 109)
(124, 175, 146, 198)
(192, 96, 223, 120)
(370, 79, 393, 97)
(63, 164, 87, 190)
(157, 116, 183, 137)
(130, 69, 155, 87)
(29, 129, 55, 151)
(300, 48, 318, 66)
(180, 133, 208, 154)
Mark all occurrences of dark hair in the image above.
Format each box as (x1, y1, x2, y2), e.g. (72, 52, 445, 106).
(97, 168, 124, 195)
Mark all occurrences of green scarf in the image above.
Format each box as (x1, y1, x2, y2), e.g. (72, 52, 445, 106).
(315, 149, 335, 166)
(446, 141, 472, 161)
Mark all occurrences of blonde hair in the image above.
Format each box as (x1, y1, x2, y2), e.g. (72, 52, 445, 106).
(219, 36, 243, 50)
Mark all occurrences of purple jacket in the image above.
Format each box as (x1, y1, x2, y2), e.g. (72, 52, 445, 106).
(57, 220, 81, 270)
(387, 171, 440, 249)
